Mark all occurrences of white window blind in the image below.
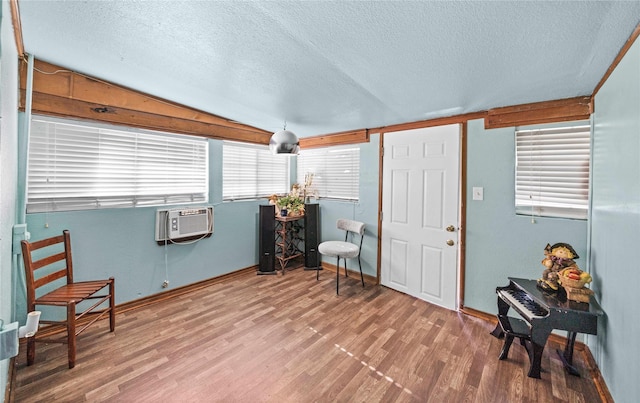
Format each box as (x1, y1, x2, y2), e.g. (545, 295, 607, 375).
(297, 145, 359, 200)
(515, 122, 590, 219)
(27, 116, 208, 213)
(223, 141, 289, 200)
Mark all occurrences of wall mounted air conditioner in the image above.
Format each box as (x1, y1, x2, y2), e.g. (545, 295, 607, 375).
(155, 206, 213, 243)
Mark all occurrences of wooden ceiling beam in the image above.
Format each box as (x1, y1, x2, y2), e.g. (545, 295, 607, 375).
(299, 97, 588, 147)
(593, 23, 640, 98)
(485, 96, 591, 129)
(9, 0, 25, 57)
(371, 111, 488, 134)
(19, 58, 271, 143)
(299, 129, 369, 149)
(21, 90, 270, 143)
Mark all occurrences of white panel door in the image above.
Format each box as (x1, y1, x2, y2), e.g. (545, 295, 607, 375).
(381, 124, 460, 310)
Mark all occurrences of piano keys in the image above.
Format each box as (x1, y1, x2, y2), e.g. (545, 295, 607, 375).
(490, 277, 603, 378)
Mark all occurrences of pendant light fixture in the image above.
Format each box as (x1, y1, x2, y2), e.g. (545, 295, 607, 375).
(269, 121, 299, 155)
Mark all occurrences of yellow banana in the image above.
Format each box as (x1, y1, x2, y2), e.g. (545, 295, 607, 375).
(580, 271, 592, 283)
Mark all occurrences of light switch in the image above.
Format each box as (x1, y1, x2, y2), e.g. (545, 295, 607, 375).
(472, 187, 484, 201)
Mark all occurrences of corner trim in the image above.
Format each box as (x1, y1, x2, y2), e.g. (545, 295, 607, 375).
(5, 357, 16, 403)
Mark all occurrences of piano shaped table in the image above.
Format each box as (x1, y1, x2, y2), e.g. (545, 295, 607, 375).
(490, 277, 603, 378)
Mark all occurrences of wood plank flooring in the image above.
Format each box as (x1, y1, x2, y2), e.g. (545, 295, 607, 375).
(12, 267, 603, 402)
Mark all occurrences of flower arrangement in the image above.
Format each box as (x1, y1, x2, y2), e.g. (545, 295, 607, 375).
(276, 194, 305, 216)
(268, 173, 317, 217)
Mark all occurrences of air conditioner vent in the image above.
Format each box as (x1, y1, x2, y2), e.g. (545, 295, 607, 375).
(155, 206, 213, 242)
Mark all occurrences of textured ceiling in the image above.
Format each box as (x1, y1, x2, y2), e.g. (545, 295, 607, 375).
(17, 1, 640, 137)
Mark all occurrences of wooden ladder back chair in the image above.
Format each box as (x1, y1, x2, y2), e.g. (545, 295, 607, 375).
(21, 230, 115, 368)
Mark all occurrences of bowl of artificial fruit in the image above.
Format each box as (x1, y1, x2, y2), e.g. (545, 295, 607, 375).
(559, 267, 592, 289)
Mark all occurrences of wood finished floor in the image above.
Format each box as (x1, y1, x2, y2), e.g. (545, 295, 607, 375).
(12, 268, 603, 402)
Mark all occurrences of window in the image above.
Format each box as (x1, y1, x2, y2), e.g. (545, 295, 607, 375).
(297, 145, 360, 200)
(222, 141, 289, 200)
(27, 116, 208, 213)
(515, 122, 590, 219)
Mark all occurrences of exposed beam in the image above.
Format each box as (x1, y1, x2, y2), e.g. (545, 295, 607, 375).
(298, 110, 486, 149)
(302, 98, 586, 147)
(371, 111, 488, 134)
(19, 58, 271, 143)
(22, 90, 270, 143)
(9, 0, 25, 57)
(593, 23, 640, 98)
(485, 96, 591, 129)
(299, 129, 369, 149)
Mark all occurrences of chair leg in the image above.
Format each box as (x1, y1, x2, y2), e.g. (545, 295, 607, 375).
(344, 258, 348, 277)
(26, 333, 36, 366)
(109, 278, 116, 332)
(358, 255, 364, 287)
(67, 303, 76, 369)
(336, 256, 340, 295)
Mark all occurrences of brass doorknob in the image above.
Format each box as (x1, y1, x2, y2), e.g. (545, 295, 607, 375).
(446, 239, 454, 246)
(446, 225, 456, 232)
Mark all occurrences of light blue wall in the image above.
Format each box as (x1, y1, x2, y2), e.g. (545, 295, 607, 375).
(0, 0, 19, 396)
(464, 119, 589, 314)
(590, 37, 640, 402)
(315, 133, 379, 277)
